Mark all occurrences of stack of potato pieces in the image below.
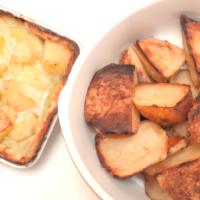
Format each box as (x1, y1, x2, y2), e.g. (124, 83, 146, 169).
(84, 15, 200, 200)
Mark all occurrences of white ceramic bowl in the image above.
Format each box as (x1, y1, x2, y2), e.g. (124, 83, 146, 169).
(58, 0, 200, 199)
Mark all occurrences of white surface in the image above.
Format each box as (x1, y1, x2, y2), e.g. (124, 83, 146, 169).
(0, 0, 157, 200)
(58, 0, 200, 200)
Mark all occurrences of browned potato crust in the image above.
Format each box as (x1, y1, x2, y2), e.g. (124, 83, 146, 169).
(145, 144, 200, 176)
(120, 45, 151, 83)
(85, 63, 140, 135)
(181, 15, 200, 88)
(144, 173, 172, 200)
(170, 69, 199, 99)
(135, 38, 185, 82)
(95, 121, 168, 178)
(133, 83, 192, 127)
(188, 94, 200, 143)
(157, 159, 200, 200)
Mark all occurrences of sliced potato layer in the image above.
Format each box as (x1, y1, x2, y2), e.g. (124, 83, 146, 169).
(95, 121, 168, 178)
(135, 38, 185, 82)
(133, 83, 192, 127)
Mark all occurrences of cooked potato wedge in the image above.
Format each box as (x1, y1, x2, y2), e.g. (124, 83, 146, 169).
(95, 121, 168, 178)
(173, 122, 189, 139)
(133, 83, 192, 127)
(188, 94, 200, 143)
(120, 44, 151, 83)
(0, 109, 12, 141)
(135, 38, 185, 82)
(170, 69, 199, 98)
(157, 159, 200, 200)
(181, 15, 200, 88)
(167, 135, 188, 155)
(145, 144, 200, 176)
(145, 174, 172, 200)
(85, 63, 140, 135)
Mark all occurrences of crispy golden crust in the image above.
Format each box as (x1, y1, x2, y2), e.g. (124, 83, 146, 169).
(85, 63, 138, 135)
(134, 83, 193, 127)
(181, 15, 200, 88)
(0, 10, 79, 165)
(157, 159, 200, 200)
(188, 94, 200, 143)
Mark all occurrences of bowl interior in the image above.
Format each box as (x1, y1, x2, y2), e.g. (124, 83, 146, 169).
(59, 0, 200, 199)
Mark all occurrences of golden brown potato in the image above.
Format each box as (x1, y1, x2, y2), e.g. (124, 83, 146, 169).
(167, 135, 188, 155)
(95, 121, 168, 178)
(188, 94, 200, 143)
(145, 144, 200, 176)
(157, 159, 200, 200)
(0, 109, 12, 141)
(170, 69, 199, 98)
(85, 63, 140, 135)
(133, 83, 192, 127)
(145, 173, 172, 200)
(135, 38, 185, 82)
(181, 15, 200, 88)
(120, 44, 151, 83)
(173, 122, 190, 139)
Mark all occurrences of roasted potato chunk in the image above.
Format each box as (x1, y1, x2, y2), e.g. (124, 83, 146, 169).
(157, 159, 200, 200)
(188, 94, 200, 143)
(135, 38, 185, 82)
(145, 144, 200, 176)
(173, 122, 189, 139)
(170, 69, 199, 98)
(85, 63, 140, 135)
(95, 121, 168, 178)
(120, 44, 151, 83)
(0, 109, 12, 141)
(145, 174, 172, 200)
(133, 83, 192, 127)
(181, 15, 200, 88)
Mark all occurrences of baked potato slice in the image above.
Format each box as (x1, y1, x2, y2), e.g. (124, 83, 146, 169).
(188, 94, 200, 143)
(120, 44, 151, 83)
(145, 144, 200, 176)
(95, 121, 168, 178)
(135, 38, 185, 82)
(181, 15, 200, 88)
(0, 109, 12, 141)
(133, 83, 192, 127)
(145, 173, 172, 200)
(170, 69, 199, 98)
(85, 63, 140, 135)
(157, 159, 200, 200)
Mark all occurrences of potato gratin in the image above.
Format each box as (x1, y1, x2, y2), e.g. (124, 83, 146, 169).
(85, 15, 200, 200)
(0, 10, 79, 165)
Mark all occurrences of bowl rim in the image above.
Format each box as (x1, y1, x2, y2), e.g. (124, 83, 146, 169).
(58, 0, 161, 199)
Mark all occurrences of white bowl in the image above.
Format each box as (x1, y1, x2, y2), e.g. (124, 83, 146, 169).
(58, 0, 200, 199)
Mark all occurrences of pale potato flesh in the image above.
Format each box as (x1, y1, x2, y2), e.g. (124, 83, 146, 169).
(136, 38, 185, 79)
(133, 83, 189, 107)
(96, 121, 168, 178)
(120, 45, 151, 83)
(145, 174, 172, 200)
(145, 144, 200, 176)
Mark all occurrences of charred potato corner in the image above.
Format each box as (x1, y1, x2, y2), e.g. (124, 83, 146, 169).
(84, 15, 200, 200)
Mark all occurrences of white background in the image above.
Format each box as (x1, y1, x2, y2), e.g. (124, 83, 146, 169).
(0, 0, 158, 199)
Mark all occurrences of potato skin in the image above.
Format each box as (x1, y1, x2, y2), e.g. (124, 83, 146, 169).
(188, 94, 200, 143)
(181, 15, 200, 88)
(134, 88, 192, 127)
(85, 63, 138, 135)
